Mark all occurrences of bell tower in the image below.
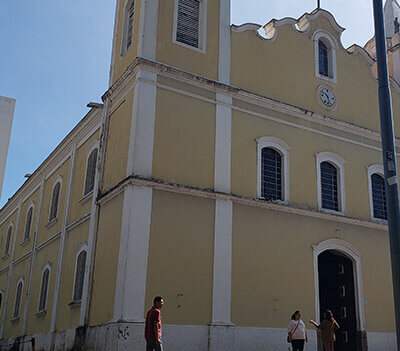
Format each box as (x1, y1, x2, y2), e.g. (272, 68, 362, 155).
(384, 0, 400, 38)
(108, 0, 231, 86)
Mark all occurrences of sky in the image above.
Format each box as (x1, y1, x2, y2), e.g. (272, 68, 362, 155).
(0, 0, 376, 207)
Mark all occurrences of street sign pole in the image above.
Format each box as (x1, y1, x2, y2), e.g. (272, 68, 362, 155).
(373, 0, 400, 349)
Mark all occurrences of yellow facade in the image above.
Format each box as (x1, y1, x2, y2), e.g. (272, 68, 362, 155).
(1, 1, 400, 350)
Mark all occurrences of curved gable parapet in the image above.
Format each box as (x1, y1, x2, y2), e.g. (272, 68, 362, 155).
(301, 8, 345, 34)
(231, 23, 261, 34)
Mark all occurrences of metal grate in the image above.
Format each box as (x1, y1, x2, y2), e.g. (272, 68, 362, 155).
(318, 41, 329, 77)
(321, 161, 339, 211)
(372, 173, 387, 220)
(177, 0, 200, 48)
(261, 148, 282, 201)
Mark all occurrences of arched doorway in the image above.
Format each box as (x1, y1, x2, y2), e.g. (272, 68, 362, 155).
(313, 239, 366, 351)
(318, 250, 357, 350)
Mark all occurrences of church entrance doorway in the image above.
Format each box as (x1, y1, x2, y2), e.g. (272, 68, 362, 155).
(318, 250, 357, 351)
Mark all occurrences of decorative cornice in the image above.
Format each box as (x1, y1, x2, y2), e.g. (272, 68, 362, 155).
(98, 176, 387, 231)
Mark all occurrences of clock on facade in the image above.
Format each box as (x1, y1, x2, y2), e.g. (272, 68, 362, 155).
(319, 87, 336, 107)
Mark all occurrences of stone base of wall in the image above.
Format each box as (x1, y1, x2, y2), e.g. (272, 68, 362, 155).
(0, 323, 395, 351)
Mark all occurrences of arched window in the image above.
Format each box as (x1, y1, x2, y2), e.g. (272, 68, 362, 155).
(13, 279, 23, 319)
(257, 137, 290, 202)
(49, 181, 61, 222)
(84, 148, 98, 196)
(4, 225, 12, 256)
(371, 174, 387, 220)
(261, 148, 282, 201)
(73, 249, 87, 302)
(23, 206, 33, 241)
(318, 41, 329, 77)
(313, 31, 337, 82)
(38, 266, 50, 312)
(316, 152, 345, 214)
(320, 161, 339, 211)
(121, 0, 135, 55)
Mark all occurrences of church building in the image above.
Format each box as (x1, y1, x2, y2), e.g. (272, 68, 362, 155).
(1, 1, 400, 350)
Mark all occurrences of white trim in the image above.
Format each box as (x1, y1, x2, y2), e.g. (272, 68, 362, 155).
(312, 238, 365, 331)
(214, 93, 232, 193)
(12, 276, 24, 319)
(23, 202, 35, 241)
(72, 243, 88, 303)
(113, 185, 153, 321)
(172, 0, 207, 53)
(127, 69, 157, 177)
(316, 151, 346, 215)
(37, 262, 51, 313)
(82, 142, 99, 197)
(313, 30, 338, 84)
(257, 136, 290, 203)
(137, 0, 159, 60)
(367, 164, 387, 222)
(48, 176, 63, 223)
(211, 199, 233, 325)
(120, 0, 135, 57)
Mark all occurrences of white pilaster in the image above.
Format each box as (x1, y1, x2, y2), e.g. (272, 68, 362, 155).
(218, 0, 231, 84)
(51, 144, 77, 331)
(212, 199, 233, 324)
(137, 0, 159, 60)
(126, 69, 157, 178)
(113, 185, 153, 321)
(214, 93, 232, 193)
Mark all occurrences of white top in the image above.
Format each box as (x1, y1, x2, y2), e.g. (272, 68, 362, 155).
(288, 319, 307, 340)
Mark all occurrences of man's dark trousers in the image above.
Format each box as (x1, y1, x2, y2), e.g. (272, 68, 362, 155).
(146, 338, 163, 351)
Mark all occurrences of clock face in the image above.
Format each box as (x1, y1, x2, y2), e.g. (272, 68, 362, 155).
(320, 88, 335, 107)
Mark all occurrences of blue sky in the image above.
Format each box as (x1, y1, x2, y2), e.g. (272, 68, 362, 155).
(0, 0, 375, 207)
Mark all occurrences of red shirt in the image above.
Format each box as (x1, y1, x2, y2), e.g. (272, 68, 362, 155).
(145, 306, 162, 340)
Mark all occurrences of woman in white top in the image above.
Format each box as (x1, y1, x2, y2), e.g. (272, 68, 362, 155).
(288, 311, 308, 351)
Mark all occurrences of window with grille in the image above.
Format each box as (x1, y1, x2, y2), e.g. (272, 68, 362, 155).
(372, 173, 387, 220)
(320, 161, 339, 211)
(24, 207, 33, 241)
(4, 226, 12, 255)
(73, 250, 87, 302)
(13, 280, 23, 319)
(319, 41, 329, 77)
(176, 0, 201, 48)
(84, 148, 98, 196)
(261, 147, 282, 201)
(38, 268, 50, 312)
(49, 182, 61, 222)
(122, 0, 135, 55)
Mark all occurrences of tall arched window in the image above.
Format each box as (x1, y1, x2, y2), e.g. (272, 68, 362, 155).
(121, 0, 135, 55)
(318, 41, 329, 77)
(38, 266, 50, 312)
(261, 148, 282, 201)
(316, 152, 345, 214)
(73, 249, 87, 302)
(320, 161, 339, 211)
(49, 181, 61, 222)
(371, 173, 387, 220)
(4, 225, 12, 256)
(13, 279, 23, 319)
(84, 148, 98, 196)
(23, 206, 33, 241)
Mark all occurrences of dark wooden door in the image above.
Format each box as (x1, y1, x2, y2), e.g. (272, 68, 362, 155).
(318, 250, 357, 351)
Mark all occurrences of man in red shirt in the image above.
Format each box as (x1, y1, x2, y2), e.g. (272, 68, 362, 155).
(145, 296, 164, 351)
